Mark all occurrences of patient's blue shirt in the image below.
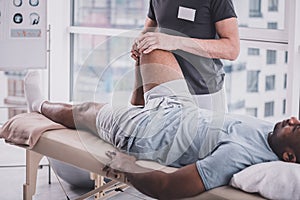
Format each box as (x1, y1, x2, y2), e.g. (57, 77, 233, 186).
(124, 104, 279, 190)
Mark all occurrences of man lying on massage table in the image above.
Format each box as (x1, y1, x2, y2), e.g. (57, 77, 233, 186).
(24, 49, 300, 200)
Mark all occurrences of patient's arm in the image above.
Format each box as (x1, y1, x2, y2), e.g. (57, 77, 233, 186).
(104, 151, 205, 199)
(126, 163, 205, 199)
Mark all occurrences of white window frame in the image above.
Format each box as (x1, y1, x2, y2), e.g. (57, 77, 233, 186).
(286, 0, 300, 117)
(47, 0, 71, 102)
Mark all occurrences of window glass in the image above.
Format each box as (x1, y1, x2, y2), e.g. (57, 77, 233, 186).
(268, 0, 278, 11)
(264, 101, 275, 117)
(71, 34, 135, 105)
(284, 51, 288, 63)
(73, 0, 149, 28)
(0, 71, 27, 124)
(247, 71, 260, 92)
(283, 73, 287, 89)
(267, 22, 277, 29)
(248, 48, 260, 56)
(265, 75, 275, 91)
(232, 0, 285, 30)
(224, 42, 288, 122)
(282, 99, 286, 115)
(266, 50, 277, 64)
(249, 0, 262, 18)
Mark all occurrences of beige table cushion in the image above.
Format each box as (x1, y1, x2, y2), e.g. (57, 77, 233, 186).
(34, 128, 265, 200)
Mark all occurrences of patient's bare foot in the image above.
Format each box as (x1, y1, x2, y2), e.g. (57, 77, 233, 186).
(24, 71, 46, 113)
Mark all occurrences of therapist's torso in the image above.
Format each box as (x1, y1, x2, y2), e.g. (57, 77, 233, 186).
(147, 0, 237, 95)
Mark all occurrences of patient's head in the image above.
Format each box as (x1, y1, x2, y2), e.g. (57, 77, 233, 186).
(269, 117, 300, 163)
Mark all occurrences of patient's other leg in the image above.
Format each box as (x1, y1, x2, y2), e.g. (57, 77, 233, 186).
(24, 71, 105, 134)
(41, 101, 105, 134)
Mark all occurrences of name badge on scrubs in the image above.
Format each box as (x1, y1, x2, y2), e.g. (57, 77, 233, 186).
(177, 6, 196, 22)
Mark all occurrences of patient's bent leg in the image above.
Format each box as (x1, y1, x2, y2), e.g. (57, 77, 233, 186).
(139, 50, 185, 93)
(41, 101, 105, 134)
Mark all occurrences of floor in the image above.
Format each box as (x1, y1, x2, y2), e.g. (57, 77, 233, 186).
(0, 140, 154, 200)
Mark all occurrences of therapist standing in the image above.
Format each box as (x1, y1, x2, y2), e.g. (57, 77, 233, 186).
(131, 0, 240, 112)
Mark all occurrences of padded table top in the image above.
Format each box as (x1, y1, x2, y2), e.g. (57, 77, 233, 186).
(31, 128, 265, 200)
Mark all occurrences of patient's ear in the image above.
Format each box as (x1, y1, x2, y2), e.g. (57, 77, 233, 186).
(282, 151, 296, 163)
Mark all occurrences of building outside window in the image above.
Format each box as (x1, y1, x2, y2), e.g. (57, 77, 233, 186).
(265, 75, 275, 91)
(249, 0, 262, 17)
(266, 50, 277, 64)
(268, 0, 278, 11)
(265, 101, 275, 117)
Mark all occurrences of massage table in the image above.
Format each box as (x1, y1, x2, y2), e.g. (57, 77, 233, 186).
(0, 113, 266, 200)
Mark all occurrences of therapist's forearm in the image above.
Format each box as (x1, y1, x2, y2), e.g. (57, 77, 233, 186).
(175, 36, 239, 61)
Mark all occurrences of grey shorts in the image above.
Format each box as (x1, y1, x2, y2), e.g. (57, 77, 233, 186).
(96, 79, 196, 151)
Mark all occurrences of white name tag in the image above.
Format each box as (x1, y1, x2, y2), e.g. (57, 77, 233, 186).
(177, 6, 196, 22)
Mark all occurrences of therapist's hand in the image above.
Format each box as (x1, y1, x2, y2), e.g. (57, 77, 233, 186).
(137, 32, 178, 54)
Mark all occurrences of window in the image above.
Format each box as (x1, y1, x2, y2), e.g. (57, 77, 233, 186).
(71, 1, 149, 102)
(226, 44, 288, 121)
(248, 48, 260, 56)
(246, 108, 258, 117)
(0, 71, 28, 124)
(249, 0, 262, 17)
(268, 0, 278, 11)
(285, 51, 288, 63)
(283, 73, 287, 89)
(282, 99, 286, 115)
(267, 22, 278, 29)
(233, 0, 285, 30)
(73, 0, 148, 28)
(247, 71, 260, 92)
(265, 101, 275, 117)
(266, 50, 277, 64)
(265, 75, 275, 91)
